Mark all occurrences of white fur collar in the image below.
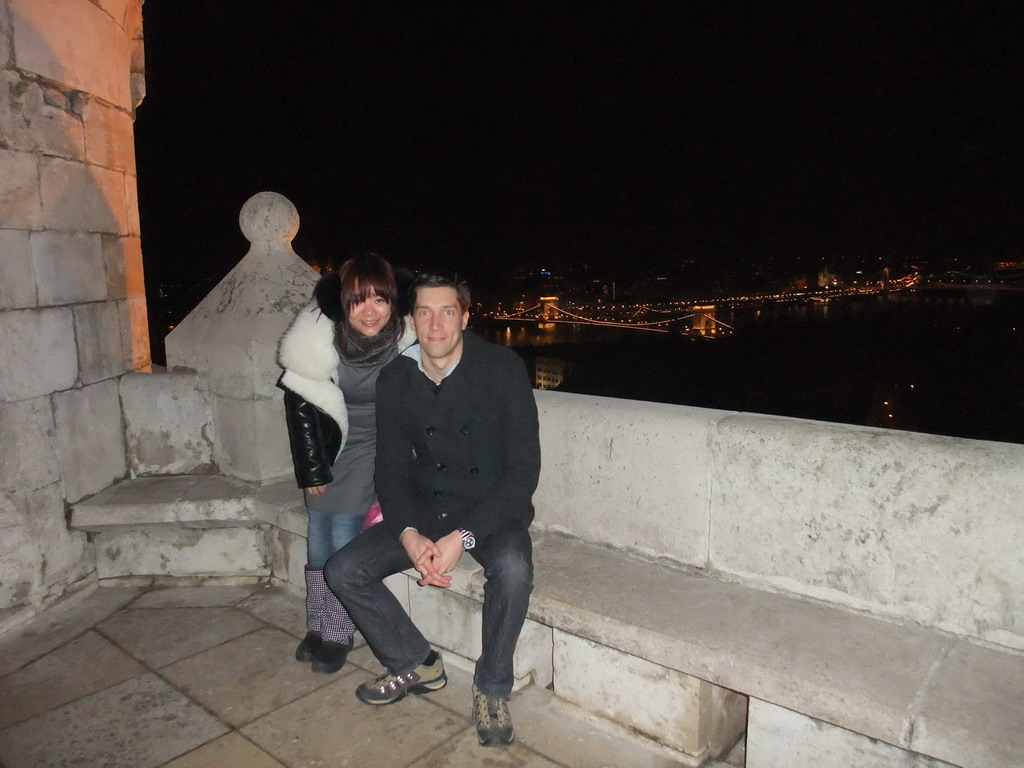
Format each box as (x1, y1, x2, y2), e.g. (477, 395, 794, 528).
(277, 304, 417, 455)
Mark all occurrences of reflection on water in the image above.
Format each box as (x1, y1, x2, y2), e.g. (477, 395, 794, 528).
(475, 291, 1024, 445)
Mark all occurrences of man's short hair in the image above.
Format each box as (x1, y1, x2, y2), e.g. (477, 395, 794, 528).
(411, 273, 471, 313)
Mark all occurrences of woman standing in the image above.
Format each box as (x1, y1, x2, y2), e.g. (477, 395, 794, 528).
(277, 254, 415, 673)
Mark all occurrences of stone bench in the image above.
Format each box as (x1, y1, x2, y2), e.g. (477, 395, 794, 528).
(404, 530, 1024, 768)
(71, 475, 267, 580)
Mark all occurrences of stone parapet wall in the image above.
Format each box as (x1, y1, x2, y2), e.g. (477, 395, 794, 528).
(0, 0, 147, 632)
(533, 389, 1024, 652)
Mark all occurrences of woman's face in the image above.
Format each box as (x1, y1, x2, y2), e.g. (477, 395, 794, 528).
(347, 289, 392, 337)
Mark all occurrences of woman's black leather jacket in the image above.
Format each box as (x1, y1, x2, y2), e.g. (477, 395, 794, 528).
(278, 377, 341, 488)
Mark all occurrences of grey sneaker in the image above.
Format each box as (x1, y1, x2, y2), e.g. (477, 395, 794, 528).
(356, 650, 447, 705)
(473, 684, 515, 746)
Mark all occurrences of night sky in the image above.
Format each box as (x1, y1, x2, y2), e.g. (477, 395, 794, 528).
(135, 2, 1024, 288)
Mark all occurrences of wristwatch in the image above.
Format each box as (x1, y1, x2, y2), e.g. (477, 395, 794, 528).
(459, 528, 476, 550)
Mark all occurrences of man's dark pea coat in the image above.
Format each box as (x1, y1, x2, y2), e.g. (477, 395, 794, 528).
(374, 331, 541, 542)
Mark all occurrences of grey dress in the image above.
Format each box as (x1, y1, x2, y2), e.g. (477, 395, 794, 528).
(304, 349, 397, 517)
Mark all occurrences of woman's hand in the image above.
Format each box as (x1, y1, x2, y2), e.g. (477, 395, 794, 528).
(307, 485, 327, 497)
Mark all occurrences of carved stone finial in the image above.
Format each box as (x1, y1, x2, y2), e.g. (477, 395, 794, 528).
(238, 191, 300, 245)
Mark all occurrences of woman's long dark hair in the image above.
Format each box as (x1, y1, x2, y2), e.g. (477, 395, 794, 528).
(335, 253, 404, 361)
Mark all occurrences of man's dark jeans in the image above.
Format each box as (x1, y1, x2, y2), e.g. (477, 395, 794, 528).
(324, 520, 534, 698)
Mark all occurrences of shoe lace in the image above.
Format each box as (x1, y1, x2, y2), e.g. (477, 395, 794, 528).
(373, 670, 416, 694)
(472, 687, 491, 726)
(490, 696, 512, 730)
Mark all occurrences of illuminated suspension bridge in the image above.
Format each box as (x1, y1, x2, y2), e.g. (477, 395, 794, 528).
(492, 302, 735, 334)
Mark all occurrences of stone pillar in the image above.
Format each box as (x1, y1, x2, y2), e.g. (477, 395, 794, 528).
(0, 0, 148, 631)
(164, 192, 319, 482)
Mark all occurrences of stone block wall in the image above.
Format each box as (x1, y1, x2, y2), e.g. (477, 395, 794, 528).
(0, 0, 147, 632)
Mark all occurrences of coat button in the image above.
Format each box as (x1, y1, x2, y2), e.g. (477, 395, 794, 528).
(460, 425, 470, 435)
(469, 466, 480, 475)
(433, 490, 442, 497)
(438, 511, 449, 520)
(436, 463, 446, 471)
(426, 426, 435, 436)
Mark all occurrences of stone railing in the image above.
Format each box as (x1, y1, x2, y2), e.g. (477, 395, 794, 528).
(533, 391, 1024, 653)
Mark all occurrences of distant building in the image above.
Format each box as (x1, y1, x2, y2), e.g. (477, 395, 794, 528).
(535, 357, 570, 390)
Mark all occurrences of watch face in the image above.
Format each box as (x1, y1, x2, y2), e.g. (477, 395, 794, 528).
(461, 531, 476, 550)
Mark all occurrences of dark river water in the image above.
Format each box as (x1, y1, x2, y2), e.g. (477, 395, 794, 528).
(476, 289, 1024, 445)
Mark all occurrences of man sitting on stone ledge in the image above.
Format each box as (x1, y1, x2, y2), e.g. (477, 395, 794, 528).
(325, 272, 542, 747)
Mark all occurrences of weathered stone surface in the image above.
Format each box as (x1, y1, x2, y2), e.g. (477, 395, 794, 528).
(0, 71, 86, 160)
(118, 294, 151, 371)
(266, 525, 306, 589)
(0, 585, 141, 674)
(0, 673, 227, 768)
(93, 526, 269, 579)
(26, 482, 92, 595)
(0, 307, 77, 401)
(0, 1, 10, 65)
(747, 699, 954, 768)
(552, 631, 741, 757)
(0, 397, 59, 492)
(0, 229, 36, 309)
(912, 639, 1024, 768)
(0, 484, 89, 615)
(120, 371, 215, 474)
(11, 0, 132, 108)
(709, 414, 1024, 649)
(0, 148, 42, 229)
(123, 157, 139, 235)
(212, 394, 293, 482)
(102, 233, 141, 299)
(97, 0, 133, 27)
(74, 300, 125, 383)
(253, 477, 306, 537)
(410, 576, 552, 691)
(527, 531, 945, 749)
(39, 156, 127, 234)
(256, 477, 307, 586)
(71, 474, 254, 531)
(164, 192, 317, 400)
(534, 391, 729, 566)
(0, 630, 146, 730)
(0, 493, 39, 612)
(53, 379, 126, 503)
(31, 230, 107, 305)
(82, 96, 135, 171)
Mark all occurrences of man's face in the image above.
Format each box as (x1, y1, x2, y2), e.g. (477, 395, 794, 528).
(413, 286, 469, 365)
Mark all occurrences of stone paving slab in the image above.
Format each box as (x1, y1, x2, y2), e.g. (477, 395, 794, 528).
(238, 582, 308, 638)
(0, 629, 146, 730)
(159, 732, 287, 768)
(240, 671, 468, 768)
(96, 605, 263, 668)
(161, 626, 342, 728)
(0, 673, 228, 768)
(131, 583, 263, 609)
(0, 584, 142, 676)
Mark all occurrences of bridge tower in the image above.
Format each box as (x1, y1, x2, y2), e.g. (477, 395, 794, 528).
(540, 295, 559, 320)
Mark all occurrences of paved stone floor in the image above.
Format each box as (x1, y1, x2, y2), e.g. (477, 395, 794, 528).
(0, 583, 745, 768)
